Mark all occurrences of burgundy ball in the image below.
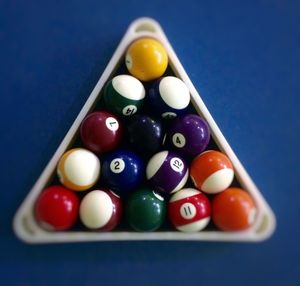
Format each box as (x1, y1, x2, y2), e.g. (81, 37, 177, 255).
(80, 111, 123, 154)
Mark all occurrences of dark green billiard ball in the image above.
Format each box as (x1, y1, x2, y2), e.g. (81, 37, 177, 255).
(125, 188, 166, 231)
(104, 75, 145, 117)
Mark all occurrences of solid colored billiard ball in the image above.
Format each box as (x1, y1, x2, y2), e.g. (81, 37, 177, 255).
(126, 114, 163, 158)
(80, 111, 122, 154)
(104, 75, 145, 116)
(35, 185, 79, 231)
(125, 38, 168, 81)
(168, 188, 211, 232)
(125, 187, 166, 231)
(101, 149, 144, 194)
(146, 150, 189, 194)
(147, 76, 190, 118)
(166, 114, 210, 157)
(190, 150, 234, 194)
(57, 148, 100, 191)
(212, 188, 256, 231)
(79, 189, 122, 230)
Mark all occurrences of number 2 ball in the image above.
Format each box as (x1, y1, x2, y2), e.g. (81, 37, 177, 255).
(35, 185, 79, 231)
(79, 190, 122, 231)
(146, 151, 189, 194)
(101, 150, 144, 194)
(104, 75, 145, 117)
(168, 188, 211, 232)
(190, 150, 234, 194)
(166, 114, 210, 157)
(80, 111, 122, 154)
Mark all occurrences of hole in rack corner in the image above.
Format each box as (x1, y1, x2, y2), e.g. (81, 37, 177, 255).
(255, 214, 269, 234)
(22, 215, 36, 236)
(134, 22, 157, 33)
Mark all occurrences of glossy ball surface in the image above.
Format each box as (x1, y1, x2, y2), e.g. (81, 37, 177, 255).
(101, 149, 144, 194)
(146, 150, 188, 194)
(168, 188, 211, 232)
(147, 76, 190, 119)
(79, 189, 122, 230)
(80, 111, 122, 154)
(126, 115, 163, 158)
(57, 148, 100, 191)
(212, 188, 256, 231)
(125, 188, 166, 231)
(190, 150, 234, 194)
(166, 114, 210, 157)
(125, 38, 168, 81)
(104, 75, 145, 116)
(35, 185, 79, 231)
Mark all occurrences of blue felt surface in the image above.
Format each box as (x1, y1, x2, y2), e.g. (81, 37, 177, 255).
(1, 0, 300, 285)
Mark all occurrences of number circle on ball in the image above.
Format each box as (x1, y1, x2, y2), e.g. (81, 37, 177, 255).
(106, 117, 119, 131)
(122, 105, 137, 116)
(170, 157, 184, 172)
(110, 158, 125, 173)
(180, 203, 197, 219)
(172, 133, 186, 148)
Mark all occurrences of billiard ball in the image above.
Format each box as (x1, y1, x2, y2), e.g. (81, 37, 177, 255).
(147, 76, 190, 118)
(125, 38, 168, 81)
(57, 148, 100, 191)
(80, 111, 122, 154)
(35, 185, 79, 231)
(168, 188, 211, 232)
(104, 75, 145, 116)
(125, 187, 166, 231)
(126, 114, 163, 158)
(79, 189, 122, 230)
(212, 188, 256, 231)
(101, 149, 144, 194)
(190, 150, 234, 194)
(166, 114, 210, 157)
(146, 150, 189, 194)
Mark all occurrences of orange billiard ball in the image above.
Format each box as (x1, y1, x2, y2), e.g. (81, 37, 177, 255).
(212, 188, 256, 231)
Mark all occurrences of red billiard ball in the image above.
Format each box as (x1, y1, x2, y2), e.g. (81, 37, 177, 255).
(168, 188, 211, 232)
(212, 188, 256, 231)
(190, 150, 234, 194)
(34, 185, 79, 231)
(79, 190, 122, 231)
(80, 111, 123, 154)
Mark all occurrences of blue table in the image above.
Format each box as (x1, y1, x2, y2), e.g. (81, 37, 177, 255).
(1, 1, 299, 285)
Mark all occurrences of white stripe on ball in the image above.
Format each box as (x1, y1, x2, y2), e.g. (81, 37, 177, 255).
(112, 75, 145, 100)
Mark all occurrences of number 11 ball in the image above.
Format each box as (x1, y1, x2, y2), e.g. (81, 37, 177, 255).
(146, 151, 189, 194)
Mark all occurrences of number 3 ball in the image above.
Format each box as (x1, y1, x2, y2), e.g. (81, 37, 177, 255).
(190, 150, 234, 194)
(101, 149, 144, 194)
(104, 75, 145, 117)
(80, 111, 122, 154)
(212, 188, 256, 231)
(168, 188, 211, 232)
(79, 190, 122, 231)
(125, 38, 168, 81)
(147, 76, 191, 118)
(166, 114, 210, 157)
(57, 148, 100, 191)
(35, 185, 79, 231)
(146, 151, 189, 194)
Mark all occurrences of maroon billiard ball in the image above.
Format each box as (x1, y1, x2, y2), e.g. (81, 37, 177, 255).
(34, 185, 80, 231)
(168, 188, 211, 232)
(79, 189, 122, 231)
(80, 111, 123, 154)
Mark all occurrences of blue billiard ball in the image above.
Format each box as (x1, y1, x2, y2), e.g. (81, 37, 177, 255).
(125, 114, 164, 158)
(101, 149, 145, 195)
(147, 76, 191, 119)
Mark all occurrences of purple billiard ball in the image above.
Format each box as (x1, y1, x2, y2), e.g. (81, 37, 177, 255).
(166, 114, 210, 157)
(146, 151, 189, 194)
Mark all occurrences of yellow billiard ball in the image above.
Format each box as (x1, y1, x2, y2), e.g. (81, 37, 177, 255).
(57, 148, 100, 191)
(125, 38, 168, 81)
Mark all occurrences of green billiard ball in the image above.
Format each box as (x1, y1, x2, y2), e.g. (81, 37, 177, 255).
(104, 74, 145, 117)
(125, 188, 166, 231)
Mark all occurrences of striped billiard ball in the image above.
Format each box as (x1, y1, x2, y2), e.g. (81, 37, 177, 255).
(190, 150, 234, 194)
(79, 190, 122, 231)
(104, 75, 145, 117)
(168, 188, 211, 232)
(57, 148, 100, 191)
(146, 150, 189, 194)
